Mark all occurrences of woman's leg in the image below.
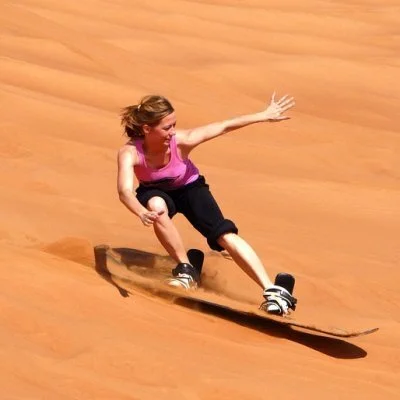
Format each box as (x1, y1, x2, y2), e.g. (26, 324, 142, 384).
(147, 196, 189, 264)
(178, 178, 273, 290)
(217, 233, 273, 290)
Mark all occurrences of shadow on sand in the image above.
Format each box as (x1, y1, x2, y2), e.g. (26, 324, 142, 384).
(93, 244, 370, 359)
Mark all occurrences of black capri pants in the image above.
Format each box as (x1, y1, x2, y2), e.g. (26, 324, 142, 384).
(136, 176, 238, 251)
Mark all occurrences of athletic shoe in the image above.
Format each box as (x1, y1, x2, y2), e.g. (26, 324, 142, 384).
(166, 262, 199, 290)
(260, 285, 297, 316)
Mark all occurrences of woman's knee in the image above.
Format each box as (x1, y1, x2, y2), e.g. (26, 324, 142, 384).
(205, 219, 238, 251)
(147, 196, 168, 214)
(217, 232, 237, 249)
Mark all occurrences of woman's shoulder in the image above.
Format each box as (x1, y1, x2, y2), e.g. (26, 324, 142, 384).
(117, 141, 140, 166)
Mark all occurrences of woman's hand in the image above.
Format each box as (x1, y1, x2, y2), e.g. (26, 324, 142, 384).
(177, 92, 295, 151)
(264, 93, 295, 122)
(139, 210, 165, 227)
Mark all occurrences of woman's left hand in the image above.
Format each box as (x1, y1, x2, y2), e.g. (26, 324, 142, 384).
(264, 93, 295, 122)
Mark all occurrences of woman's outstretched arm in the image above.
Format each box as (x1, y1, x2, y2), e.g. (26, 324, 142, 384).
(178, 93, 295, 150)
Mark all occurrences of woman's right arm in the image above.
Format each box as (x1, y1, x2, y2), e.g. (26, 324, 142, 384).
(117, 147, 164, 226)
(117, 146, 147, 217)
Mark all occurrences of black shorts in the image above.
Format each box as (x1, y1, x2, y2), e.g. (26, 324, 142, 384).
(136, 175, 238, 251)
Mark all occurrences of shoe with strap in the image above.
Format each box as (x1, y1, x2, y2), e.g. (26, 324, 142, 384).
(166, 262, 200, 290)
(260, 285, 297, 316)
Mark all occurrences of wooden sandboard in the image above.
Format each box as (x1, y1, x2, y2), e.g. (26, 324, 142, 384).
(94, 245, 379, 339)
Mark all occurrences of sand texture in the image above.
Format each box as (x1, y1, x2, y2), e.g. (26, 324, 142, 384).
(1, 1, 399, 399)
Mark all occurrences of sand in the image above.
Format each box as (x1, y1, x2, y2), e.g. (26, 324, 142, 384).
(1, 0, 399, 399)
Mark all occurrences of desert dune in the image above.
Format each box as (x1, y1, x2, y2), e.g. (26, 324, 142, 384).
(1, 0, 399, 399)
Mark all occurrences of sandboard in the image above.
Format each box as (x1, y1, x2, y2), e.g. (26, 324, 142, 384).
(94, 245, 379, 339)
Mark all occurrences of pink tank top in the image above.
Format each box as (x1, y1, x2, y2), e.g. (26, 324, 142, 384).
(134, 136, 199, 190)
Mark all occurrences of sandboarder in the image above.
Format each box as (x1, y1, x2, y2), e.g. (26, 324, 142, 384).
(117, 94, 296, 315)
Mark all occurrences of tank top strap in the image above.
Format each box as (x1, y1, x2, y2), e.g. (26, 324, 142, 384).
(169, 135, 180, 161)
(134, 139, 146, 166)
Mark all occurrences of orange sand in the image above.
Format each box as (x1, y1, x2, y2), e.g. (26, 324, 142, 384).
(1, 1, 399, 399)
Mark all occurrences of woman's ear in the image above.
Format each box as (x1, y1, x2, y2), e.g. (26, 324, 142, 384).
(142, 124, 150, 135)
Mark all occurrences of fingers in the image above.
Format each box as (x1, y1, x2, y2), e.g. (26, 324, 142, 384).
(281, 100, 295, 112)
(148, 210, 163, 221)
(269, 93, 295, 112)
(277, 94, 289, 103)
(146, 213, 159, 223)
(142, 210, 165, 227)
(265, 92, 295, 122)
(270, 93, 294, 105)
(273, 94, 295, 113)
(278, 95, 295, 107)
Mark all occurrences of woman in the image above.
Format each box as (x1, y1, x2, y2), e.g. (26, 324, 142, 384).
(117, 94, 297, 315)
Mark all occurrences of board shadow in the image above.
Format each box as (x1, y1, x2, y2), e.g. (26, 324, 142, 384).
(94, 245, 130, 297)
(93, 245, 370, 359)
(174, 298, 368, 359)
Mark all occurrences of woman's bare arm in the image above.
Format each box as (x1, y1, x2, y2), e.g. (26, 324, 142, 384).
(117, 146, 147, 217)
(117, 146, 164, 226)
(178, 93, 295, 150)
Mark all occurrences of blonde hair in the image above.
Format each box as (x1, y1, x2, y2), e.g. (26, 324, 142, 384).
(120, 95, 174, 138)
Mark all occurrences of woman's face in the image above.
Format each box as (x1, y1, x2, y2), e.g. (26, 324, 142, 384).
(144, 112, 176, 145)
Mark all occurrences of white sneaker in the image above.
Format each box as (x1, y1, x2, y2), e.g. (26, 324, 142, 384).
(166, 262, 200, 290)
(260, 285, 297, 316)
(166, 273, 198, 290)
